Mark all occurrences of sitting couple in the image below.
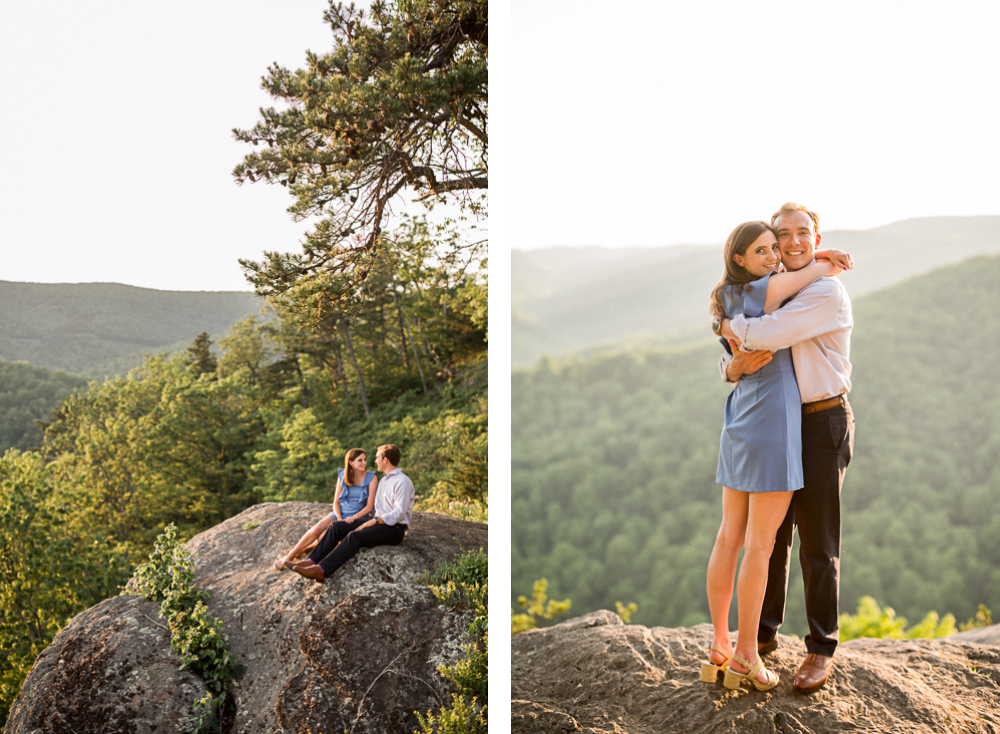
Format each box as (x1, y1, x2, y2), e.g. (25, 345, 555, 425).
(274, 443, 415, 582)
(701, 203, 856, 694)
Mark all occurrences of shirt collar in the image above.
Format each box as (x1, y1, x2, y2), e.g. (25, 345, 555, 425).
(383, 467, 401, 477)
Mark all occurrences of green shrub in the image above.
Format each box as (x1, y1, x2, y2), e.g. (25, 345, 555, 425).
(840, 596, 958, 641)
(123, 525, 243, 733)
(615, 601, 638, 624)
(511, 578, 571, 635)
(418, 550, 488, 734)
(960, 604, 992, 631)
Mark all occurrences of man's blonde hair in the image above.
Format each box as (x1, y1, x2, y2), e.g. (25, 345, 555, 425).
(771, 203, 820, 235)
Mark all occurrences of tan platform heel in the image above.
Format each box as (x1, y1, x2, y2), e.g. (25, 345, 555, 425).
(700, 643, 732, 683)
(723, 654, 779, 691)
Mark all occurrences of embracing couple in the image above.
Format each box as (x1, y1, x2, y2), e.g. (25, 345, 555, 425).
(701, 203, 855, 694)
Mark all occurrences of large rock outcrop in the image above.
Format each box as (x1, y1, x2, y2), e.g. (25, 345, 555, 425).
(9, 504, 486, 734)
(512, 611, 1000, 734)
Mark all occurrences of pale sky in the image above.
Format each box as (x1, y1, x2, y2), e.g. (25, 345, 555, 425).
(511, 1, 1000, 249)
(1, 1, 342, 291)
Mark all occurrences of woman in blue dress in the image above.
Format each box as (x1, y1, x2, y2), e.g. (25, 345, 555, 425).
(700, 221, 849, 691)
(273, 448, 378, 570)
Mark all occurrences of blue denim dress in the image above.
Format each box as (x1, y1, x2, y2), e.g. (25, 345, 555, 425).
(716, 274, 803, 493)
(331, 469, 376, 518)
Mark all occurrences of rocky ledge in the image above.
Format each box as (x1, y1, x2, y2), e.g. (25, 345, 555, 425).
(9, 504, 487, 734)
(512, 611, 1000, 734)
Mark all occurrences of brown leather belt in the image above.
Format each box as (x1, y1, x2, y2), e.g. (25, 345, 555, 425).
(802, 395, 847, 415)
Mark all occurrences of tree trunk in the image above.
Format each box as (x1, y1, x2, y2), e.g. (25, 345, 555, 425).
(394, 291, 426, 393)
(342, 319, 370, 417)
(293, 353, 310, 408)
(401, 282, 442, 368)
(331, 341, 353, 406)
(393, 290, 410, 368)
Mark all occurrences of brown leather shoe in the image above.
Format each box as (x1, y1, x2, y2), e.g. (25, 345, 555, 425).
(293, 563, 326, 582)
(758, 640, 778, 656)
(794, 653, 833, 693)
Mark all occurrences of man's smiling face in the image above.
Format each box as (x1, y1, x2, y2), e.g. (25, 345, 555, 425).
(774, 210, 822, 272)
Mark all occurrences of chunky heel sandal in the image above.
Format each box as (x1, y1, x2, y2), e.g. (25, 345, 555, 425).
(700, 643, 732, 683)
(723, 654, 779, 691)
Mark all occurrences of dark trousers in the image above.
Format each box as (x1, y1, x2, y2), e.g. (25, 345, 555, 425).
(758, 401, 854, 657)
(308, 520, 407, 577)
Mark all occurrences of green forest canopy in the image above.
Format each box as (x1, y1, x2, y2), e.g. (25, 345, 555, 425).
(0, 229, 487, 725)
(512, 254, 1000, 635)
(0, 361, 87, 451)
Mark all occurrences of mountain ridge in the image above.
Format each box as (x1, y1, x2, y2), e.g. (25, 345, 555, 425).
(0, 280, 263, 377)
(513, 214, 1000, 366)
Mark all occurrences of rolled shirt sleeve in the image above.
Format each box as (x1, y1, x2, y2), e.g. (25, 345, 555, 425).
(719, 352, 737, 384)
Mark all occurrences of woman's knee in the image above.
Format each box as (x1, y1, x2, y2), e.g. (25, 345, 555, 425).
(714, 524, 745, 554)
(311, 517, 333, 535)
(742, 533, 776, 560)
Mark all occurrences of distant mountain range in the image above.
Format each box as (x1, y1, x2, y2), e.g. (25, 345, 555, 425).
(512, 253, 1000, 631)
(0, 281, 263, 377)
(512, 215, 1000, 366)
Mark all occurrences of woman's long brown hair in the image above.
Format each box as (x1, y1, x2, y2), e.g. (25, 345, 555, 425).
(709, 221, 776, 317)
(343, 447, 366, 486)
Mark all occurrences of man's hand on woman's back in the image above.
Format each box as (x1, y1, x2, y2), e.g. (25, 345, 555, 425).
(726, 340, 775, 381)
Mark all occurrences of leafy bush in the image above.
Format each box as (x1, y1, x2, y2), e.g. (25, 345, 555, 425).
(839, 596, 958, 641)
(418, 550, 488, 734)
(615, 601, 638, 624)
(123, 524, 243, 733)
(511, 578, 572, 635)
(424, 548, 488, 588)
(960, 604, 992, 631)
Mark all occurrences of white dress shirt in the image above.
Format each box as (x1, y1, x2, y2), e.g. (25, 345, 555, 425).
(375, 467, 416, 526)
(724, 276, 853, 404)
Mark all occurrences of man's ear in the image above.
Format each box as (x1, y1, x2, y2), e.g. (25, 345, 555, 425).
(815, 232, 822, 247)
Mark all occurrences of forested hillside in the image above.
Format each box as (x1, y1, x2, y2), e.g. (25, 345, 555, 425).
(0, 281, 261, 376)
(0, 361, 88, 451)
(1, 233, 487, 724)
(512, 215, 1000, 366)
(0, 1, 489, 727)
(512, 254, 1000, 635)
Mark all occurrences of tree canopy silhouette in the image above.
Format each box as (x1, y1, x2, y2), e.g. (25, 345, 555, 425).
(233, 0, 487, 316)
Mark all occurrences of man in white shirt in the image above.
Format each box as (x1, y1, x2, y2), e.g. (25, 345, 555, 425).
(717, 203, 855, 693)
(291, 444, 416, 582)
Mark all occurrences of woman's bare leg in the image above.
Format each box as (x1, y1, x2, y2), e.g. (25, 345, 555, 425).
(730, 490, 794, 682)
(274, 516, 334, 570)
(706, 488, 748, 663)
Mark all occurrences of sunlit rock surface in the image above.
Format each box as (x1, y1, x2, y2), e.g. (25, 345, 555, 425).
(512, 611, 1000, 734)
(9, 504, 487, 734)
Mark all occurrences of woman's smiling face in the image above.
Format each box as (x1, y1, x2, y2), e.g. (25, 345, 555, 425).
(351, 453, 368, 476)
(733, 230, 781, 278)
